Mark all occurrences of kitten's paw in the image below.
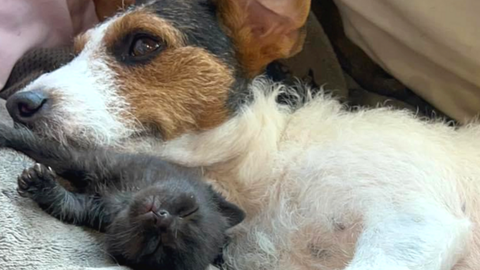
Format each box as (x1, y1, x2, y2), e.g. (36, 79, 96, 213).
(17, 163, 57, 198)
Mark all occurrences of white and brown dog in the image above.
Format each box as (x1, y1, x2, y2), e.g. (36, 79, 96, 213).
(4, 0, 479, 269)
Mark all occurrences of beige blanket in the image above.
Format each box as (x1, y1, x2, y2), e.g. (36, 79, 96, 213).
(335, 0, 480, 124)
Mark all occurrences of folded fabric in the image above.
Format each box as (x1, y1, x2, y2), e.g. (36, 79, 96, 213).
(0, 0, 98, 89)
(335, 0, 480, 123)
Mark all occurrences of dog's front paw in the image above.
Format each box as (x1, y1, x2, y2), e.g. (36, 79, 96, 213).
(17, 163, 57, 198)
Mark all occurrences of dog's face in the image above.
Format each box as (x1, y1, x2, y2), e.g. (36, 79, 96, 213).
(6, 0, 310, 146)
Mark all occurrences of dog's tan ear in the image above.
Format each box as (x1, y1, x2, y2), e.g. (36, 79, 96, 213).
(215, 0, 311, 77)
(93, 0, 136, 21)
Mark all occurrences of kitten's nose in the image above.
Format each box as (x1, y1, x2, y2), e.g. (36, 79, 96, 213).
(153, 210, 173, 230)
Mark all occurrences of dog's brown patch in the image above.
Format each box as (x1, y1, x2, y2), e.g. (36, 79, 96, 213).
(103, 9, 185, 50)
(104, 10, 233, 140)
(215, 0, 311, 77)
(113, 47, 233, 140)
(73, 33, 89, 55)
(93, 0, 135, 21)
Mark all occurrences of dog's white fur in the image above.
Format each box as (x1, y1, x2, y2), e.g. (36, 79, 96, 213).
(17, 14, 140, 146)
(155, 79, 479, 270)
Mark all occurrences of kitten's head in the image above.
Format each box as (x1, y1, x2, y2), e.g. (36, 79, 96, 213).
(106, 178, 245, 270)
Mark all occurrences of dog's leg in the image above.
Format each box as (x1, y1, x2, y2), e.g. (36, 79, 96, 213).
(16, 163, 127, 232)
(345, 204, 471, 270)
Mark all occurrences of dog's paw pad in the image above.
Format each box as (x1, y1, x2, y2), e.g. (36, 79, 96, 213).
(17, 163, 56, 198)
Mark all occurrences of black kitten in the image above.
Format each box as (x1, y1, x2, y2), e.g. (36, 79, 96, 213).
(0, 124, 244, 270)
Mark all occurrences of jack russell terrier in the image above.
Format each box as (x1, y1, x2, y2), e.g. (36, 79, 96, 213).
(1, 0, 478, 269)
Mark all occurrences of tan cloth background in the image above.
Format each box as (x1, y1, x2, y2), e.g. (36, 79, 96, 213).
(335, 0, 480, 124)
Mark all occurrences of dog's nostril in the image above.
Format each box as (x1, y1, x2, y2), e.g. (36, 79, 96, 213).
(18, 99, 47, 117)
(6, 90, 49, 124)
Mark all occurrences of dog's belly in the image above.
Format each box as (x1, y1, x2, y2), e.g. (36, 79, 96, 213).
(224, 200, 361, 270)
(299, 219, 361, 269)
(221, 154, 366, 269)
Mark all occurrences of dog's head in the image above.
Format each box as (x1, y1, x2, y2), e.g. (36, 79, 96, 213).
(6, 0, 310, 146)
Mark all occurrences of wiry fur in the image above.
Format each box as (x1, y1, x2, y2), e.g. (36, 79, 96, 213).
(0, 126, 245, 270)
(154, 78, 480, 270)
(16, 16, 141, 147)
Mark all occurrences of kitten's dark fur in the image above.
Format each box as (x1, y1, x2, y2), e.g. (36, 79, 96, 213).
(0, 123, 245, 270)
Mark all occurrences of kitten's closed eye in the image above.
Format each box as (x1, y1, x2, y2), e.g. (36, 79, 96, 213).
(178, 205, 199, 218)
(174, 194, 199, 218)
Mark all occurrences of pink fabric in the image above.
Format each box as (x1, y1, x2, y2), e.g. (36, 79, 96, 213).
(0, 0, 98, 89)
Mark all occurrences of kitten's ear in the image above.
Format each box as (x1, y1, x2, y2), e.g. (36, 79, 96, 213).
(93, 0, 136, 21)
(214, 0, 311, 77)
(212, 192, 245, 227)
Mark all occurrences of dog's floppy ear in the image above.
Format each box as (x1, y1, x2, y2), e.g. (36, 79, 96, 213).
(215, 0, 311, 77)
(93, 0, 136, 21)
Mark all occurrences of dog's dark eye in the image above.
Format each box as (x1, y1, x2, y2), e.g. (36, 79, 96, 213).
(111, 32, 163, 65)
(130, 37, 161, 57)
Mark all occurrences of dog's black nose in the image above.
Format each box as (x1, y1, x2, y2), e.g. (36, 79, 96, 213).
(6, 90, 49, 124)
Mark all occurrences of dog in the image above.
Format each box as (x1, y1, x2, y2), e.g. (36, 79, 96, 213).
(4, 0, 479, 269)
(0, 124, 244, 270)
